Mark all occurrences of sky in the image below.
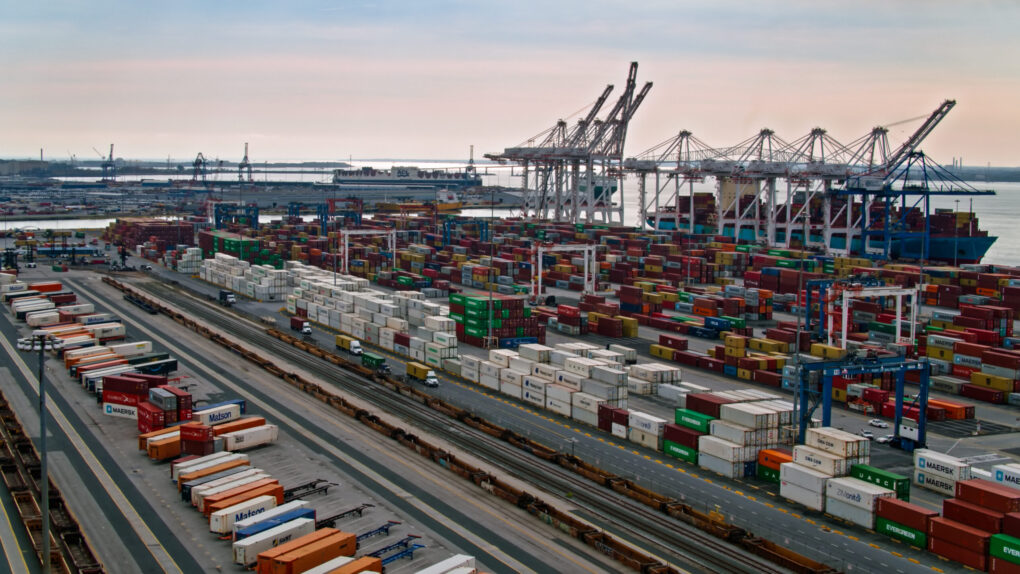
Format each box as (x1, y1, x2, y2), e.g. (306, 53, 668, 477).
(2, 1, 1018, 166)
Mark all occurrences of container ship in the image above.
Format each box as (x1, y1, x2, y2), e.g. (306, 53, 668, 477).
(647, 192, 996, 264)
(331, 166, 483, 189)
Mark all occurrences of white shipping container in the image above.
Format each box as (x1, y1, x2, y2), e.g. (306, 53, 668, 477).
(521, 390, 544, 407)
(913, 449, 972, 482)
(209, 495, 278, 534)
(779, 462, 830, 492)
(628, 427, 663, 450)
(720, 403, 777, 429)
(580, 379, 620, 401)
(478, 375, 500, 390)
(792, 445, 848, 477)
(611, 423, 628, 439)
(627, 380, 654, 395)
(572, 392, 606, 413)
(107, 341, 153, 358)
(509, 357, 535, 375)
(533, 363, 558, 382)
(545, 396, 572, 417)
(657, 384, 688, 404)
(460, 355, 481, 371)
(500, 381, 522, 399)
(698, 452, 743, 478)
(591, 365, 627, 385)
(608, 344, 637, 363)
(26, 311, 60, 327)
(780, 481, 826, 512)
(480, 361, 502, 378)
(709, 420, 758, 446)
(545, 384, 575, 404)
(103, 402, 137, 419)
(232, 517, 316, 566)
(411, 555, 477, 574)
(805, 427, 864, 458)
(825, 477, 894, 511)
(554, 370, 583, 391)
(571, 407, 598, 427)
(172, 453, 245, 482)
(222, 425, 279, 452)
(564, 357, 602, 378)
(628, 412, 667, 435)
(913, 470, 957, 496)
(824, 497, 874, 529)
(699, 435, 755, 462)
(993, 464, 1020, 489)
(500, 369, 526, 385)
(488, 349, 517, 368)
(193, 404, 242, 426)
(522, 377, 547, 392)
(518, 344, 552, 363)
(191, 469, 267, 507)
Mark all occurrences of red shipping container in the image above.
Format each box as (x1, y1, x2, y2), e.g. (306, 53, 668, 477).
(662, 424, 703, 449)
(961, 384, 1006, 404)
(658, 334, 689, 351)
(943, 498, 1004, 534)
(164, 409, 178, 425)
(102, 375, 152, 396)
(1006, 513, 1020, 538)
(956, 479, 1020, 513)
(982, 350, 1020, 370)
(876, 498, 939, 533)
(929, 516, 993, 552)
(102, 390, 142, 407)
(954, 341, 991, 357)
(928, 536, 987, 571)
(991, 557, 1020, 574)
(179, 422, 214, 442)
(181, 439, 215, 457)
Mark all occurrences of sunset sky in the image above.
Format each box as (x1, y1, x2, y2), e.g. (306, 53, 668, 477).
(2, 1, 1017, 166)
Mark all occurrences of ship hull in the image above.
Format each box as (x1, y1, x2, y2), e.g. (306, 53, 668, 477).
(647, 218, 996, 264)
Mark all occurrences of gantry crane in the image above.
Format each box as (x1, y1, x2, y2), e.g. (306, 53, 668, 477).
(238, 142, 253, 183)
(192, 153, 208, 183)
(93, 144, 116, 182)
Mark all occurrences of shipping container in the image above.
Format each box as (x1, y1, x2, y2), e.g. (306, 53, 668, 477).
(780, 480, 825, 511)
(222, 424, 279, 451)
(825, 477, 895, 511)
(929, 536, 988, 571)
(234, 500, 312, 540)
(193, 404, 242, 426)
(210, 494, 278, 534)
(203, 480, 281, 516)
(876, 498, 939, 533)
(990, 534, 1020, 565)
(825, 496, 874, 529)
(780, 462, 829, 492)
(929, 516, 992, 553)
(233, 518, 316, 566)
(956, 479, 1020, 513)
(181, 466, 254, 502)
(914, 448, 972, 481)
(793, 445, 848, 477)
(299, 556, 353, 574)
(193, 472, 271, 509)
(943, 498, 1005, 534)
(412, 555, 477, 574)
(265, 530, 356, 574)
(177, 457, 251, 490)
(306, 556, 382, 574)
(913, 470, 957, 496)
(850, 464, 910, 500)
(674, 409, 715, 433)
(255, 528, 341, 574)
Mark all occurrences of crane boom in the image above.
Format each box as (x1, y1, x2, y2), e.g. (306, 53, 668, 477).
(882, 99, 955, 172)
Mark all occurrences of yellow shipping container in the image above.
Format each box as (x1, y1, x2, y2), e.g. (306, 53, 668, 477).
(750, 339, 784, 354)
(832, 388, 847, 403)
(970, 371, 1014, 392)
(810, 343, 847, 360)
(724, 346, 747, 358)
(650, 345, 675, 360)
(724, 334, 747, 348)
(620, 317, 639, 337)
(737, 368, 754, 380)
(927, 347, 954, 362)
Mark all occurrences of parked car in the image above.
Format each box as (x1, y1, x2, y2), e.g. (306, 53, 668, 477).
(859, 430, 874, 440)
(876, 435, 895, 444)
(25, 262, 36, 268)
(868, 419, 889, 428)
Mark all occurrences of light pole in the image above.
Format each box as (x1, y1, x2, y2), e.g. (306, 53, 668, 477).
(954, 199, 960, 268)
(567, 437, 578, 458)
(33, 329, 53, 574)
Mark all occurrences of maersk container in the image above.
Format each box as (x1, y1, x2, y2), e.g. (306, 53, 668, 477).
(103, 402, 138, 419)
(780, 480, 826, 511)
(709, 420, 758, 446)
(793, 445, 848, 477)
(698, 452, 742, 478)
(629, 411, 667, 435)
(913, 449, 972, 481)
(719, 403, 776, 429)
(233, 500, 311, 539)
(825, 477, 895, 511)
(233, 517, 316, 566)
(780, 462, 830, 492)
(993, 464, 1020, 490)
(209, 494, 277, 534)
(875, 517, 926, 547)
(825, 496, 875, 529)
(222, 424, 278, 452)
(913, 470, 957, 496)
(193, 404, 242, 426)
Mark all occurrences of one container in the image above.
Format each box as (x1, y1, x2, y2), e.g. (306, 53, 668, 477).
(956, 479, 1020, 513)
(825, 477, 895, 511)
(780, 462, 829, 493)
(233, 500, 312, 540)
(876, 498, 939, 533)
(913, 470, 956, 496)
(698, 452, 742, 478)
(928, 516, 992, 554)
(850, 464, 911, 500)
(875, 516, 927, 547)
(674, 409, 715, 433)
(780, 480, 825, 511)
(825, 496, 874, 529)
(266, 530, 356, 574)
(792, 445, 848, 477)
(990, 534, 1020, 565)
(209, 494, 277, 534)
(913, 448, 972, 481)
(943, 498, 1005, 534)
(256, 528, 340, 574)
(222, 424, 279, 451)
(233, 518, 316, 566)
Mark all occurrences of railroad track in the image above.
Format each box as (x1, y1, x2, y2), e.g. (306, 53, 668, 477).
(131, 279, 800, 574)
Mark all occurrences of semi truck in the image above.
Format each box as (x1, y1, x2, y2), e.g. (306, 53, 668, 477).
(334, 335, 363, 356)
(289, 316, 312, 336)
(406, 362, 439, 388)
(219, 290, 237, 306)
(360, 352, 390, 375)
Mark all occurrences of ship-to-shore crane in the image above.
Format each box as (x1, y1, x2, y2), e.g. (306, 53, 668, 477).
(238, 143, 253, 183)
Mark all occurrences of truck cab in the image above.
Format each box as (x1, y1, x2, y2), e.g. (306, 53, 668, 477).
(301, 323, 312, 336)
(218, 290, 236, 306)
(349, 340, 363, 356)
(423, 371, 439, 388)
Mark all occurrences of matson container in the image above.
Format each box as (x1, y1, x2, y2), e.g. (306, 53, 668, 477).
(825, 496, 874, 529)
(193, 404, 242, 426)
(209, 494, 277, 534)
(780, 463, 829, 493)
(233, 517, 316, 566)
(719, 403, 776, 429)
(914, 449, 972, 482)
(825, 477, 895, 511)
(780, 481, 825, 512)
(222, 425, 279, 452)
(793, 445, 848, 477)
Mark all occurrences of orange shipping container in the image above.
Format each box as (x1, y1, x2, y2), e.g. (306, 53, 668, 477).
(205, 484, 284, 517)
(138, 426, 180, 451)
(758, 449, 793, 471)
(325, 556, 384, 574)
(269, 531, 356, 574)
(257, 529, 340, 574)
(199, 478, 280, 513)
(147, 436, 181, 461)
(177, 460, 251, 491)
(212, 416, 267, 436)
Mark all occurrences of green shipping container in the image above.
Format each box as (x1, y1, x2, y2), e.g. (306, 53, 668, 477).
(449, 313, 465, 324)
(449, 293, 466, 306)
(869, 321, 896, 335)
(875, 517, 926, 547)
(465, 327, 488, 338)
(990, 534, 1020, 564)
(663, 440, 698, 464)
(756, 465, 780, 484)
(850, 464, 910, 499)
(674, 409, 715, 433)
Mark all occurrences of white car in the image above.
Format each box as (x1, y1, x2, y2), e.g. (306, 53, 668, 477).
(868, 419, 889, 428)
(859, 430, 874, 440)
(876, 435, 895, 444)
(25, 262, 36, 268)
